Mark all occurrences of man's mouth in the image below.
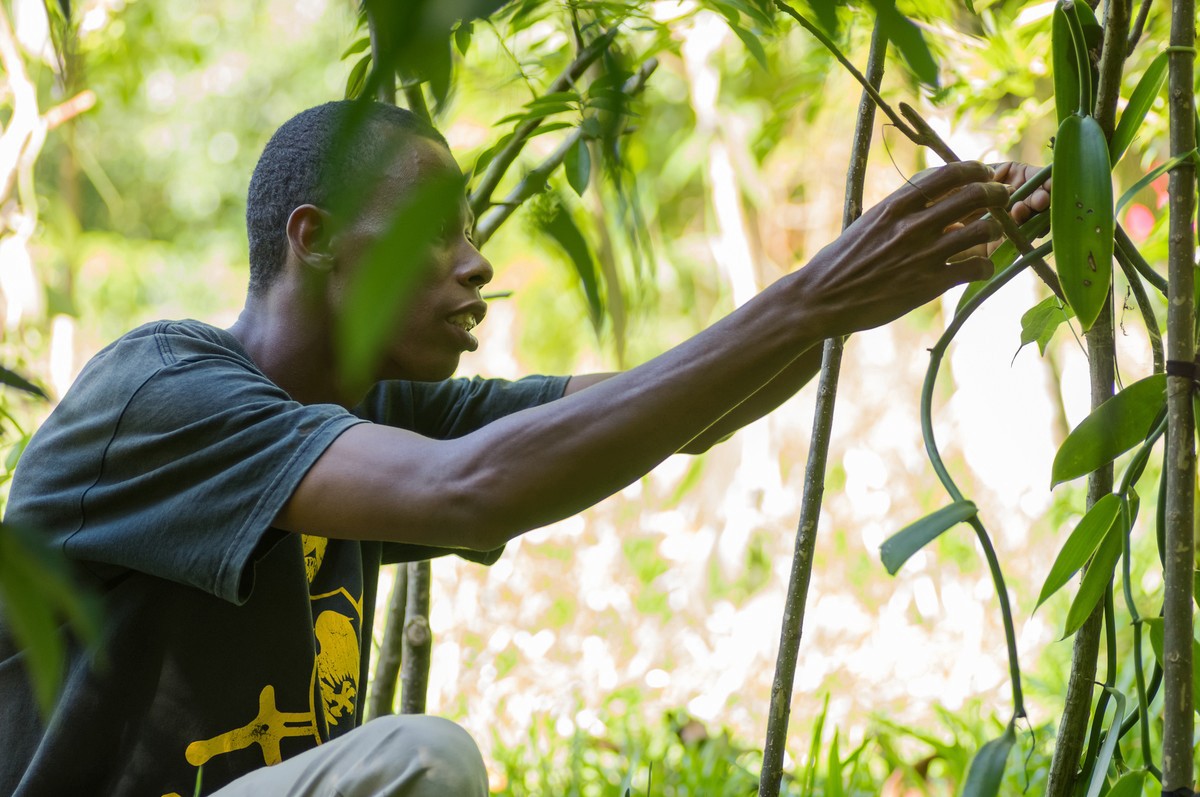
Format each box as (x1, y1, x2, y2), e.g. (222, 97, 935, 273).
(446, 312, 478, 333)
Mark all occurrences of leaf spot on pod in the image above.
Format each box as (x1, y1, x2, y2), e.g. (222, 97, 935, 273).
(1075, 201, 1084, 209)
(1095, 226, 1101, 235)
(1087, 253, 1097, 272)
(1086, 208, 1094, 214)
(1083, 279, 1093, 287)
(1076, 215, 1084, 222)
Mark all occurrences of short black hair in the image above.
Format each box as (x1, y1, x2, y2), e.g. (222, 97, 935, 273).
(245, 100, 448, 294)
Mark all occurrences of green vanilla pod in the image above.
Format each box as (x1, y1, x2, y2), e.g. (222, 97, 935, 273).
(1051, 112, 1114, 331)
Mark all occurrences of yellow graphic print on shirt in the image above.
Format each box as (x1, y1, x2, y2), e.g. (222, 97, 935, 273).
(303, 534, 363, 729)
(179, 535, 362, 774)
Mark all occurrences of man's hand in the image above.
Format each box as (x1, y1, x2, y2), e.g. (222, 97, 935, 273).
(794, 160, 1008, 339)
(993, 161, 1051, 224)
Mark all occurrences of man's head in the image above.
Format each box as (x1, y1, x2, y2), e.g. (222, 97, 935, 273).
(245, 100, 448, 296)
(244, 101, 493, 385)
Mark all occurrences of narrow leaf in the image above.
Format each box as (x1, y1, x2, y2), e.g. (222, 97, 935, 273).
(1104, 770, 1147, 797)
(536, 195, 603, 329)
(454, 20, 473, 56)
(729, 23, 769, 69)
(961, 722, 1016, 797)
(1062, 516, 1124, 637)
(1035, 493, 1122, 612)
(1083, 687, 1126, 797)
(565, 138, 591, 197)
(1116, 150, 1196, 214)
(1051, 374, 1167, 486)
(344, 54, 371, 101)
(1144, 617, 1200, 713)
(880, 501, 977, 575)
(341, 36, 370, 60)
(0, 364, 46, 399)
(826, 729, 844, 797)
(336, 171, 464, 394)
(867, 0, 939, 87)
(1111, 51, 1168, 165)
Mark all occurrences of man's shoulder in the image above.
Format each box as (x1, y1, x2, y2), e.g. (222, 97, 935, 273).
(91, 319, 252, 373)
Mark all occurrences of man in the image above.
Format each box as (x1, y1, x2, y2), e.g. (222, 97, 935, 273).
(0, 100, 1045, 795)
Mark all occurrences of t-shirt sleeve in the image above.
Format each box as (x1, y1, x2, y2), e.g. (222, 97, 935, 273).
(355, 374, 570, 565)
(60, 358, 364, 604)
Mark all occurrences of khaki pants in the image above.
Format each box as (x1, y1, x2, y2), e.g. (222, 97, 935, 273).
(209, 715, 489, 797)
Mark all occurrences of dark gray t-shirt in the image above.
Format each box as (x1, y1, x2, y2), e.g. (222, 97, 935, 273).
(0, 320, 568, 797)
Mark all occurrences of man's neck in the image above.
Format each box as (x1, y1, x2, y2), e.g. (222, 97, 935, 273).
(227, 286, 349, 408)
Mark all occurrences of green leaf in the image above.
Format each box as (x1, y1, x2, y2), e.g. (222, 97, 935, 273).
(1051, 2, 1081, 124)
(1105, 770, 1147, 797)
(0, 524, 102, 717)
(1062, 514, 1123, 637)
(454, 20, 473, 56)
(535, 194, 603, 330)
(729, 22, 769, 69)
(880, 501, 977, 575)
(0, 364, 46, 399)
(806, 0, 840, 37)
(1035, 493, 1121, 612)
(344, 53, 371, 101)
(1144, 617, 1200, 713)
(341, 36, 370, 60)
(336, 170, 465, 394)
(1052, 374, 1167, 486)
(826, 729, 844, 797)
(1111, 51, 1168, 165)
(961, 722, 1015, 797)
(1084, 687, 1126, 797)
(867, 0, 939, 87)
(1018, 296, 1073, 356)
(1116, 150, 1195, 214)
(565, 138, 591, 197)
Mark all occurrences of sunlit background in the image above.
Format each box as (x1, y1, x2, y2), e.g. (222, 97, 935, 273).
(0, 0, 1175, 789)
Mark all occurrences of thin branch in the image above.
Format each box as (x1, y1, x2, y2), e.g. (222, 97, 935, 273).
(468, 26, 620, 219)
(472, 58, 657, 248)
(402, 81, 431, 123)
(399, 560, 432, 715)
(367, 564, 407, 719)
(1126, 0, 1152, 55)
(758, 19, 888, 797)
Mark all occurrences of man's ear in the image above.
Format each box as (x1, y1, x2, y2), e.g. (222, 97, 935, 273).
(286, 204, 336, 272)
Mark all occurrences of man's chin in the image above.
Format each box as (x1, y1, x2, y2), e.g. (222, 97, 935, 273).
(379, 354, 461, 383)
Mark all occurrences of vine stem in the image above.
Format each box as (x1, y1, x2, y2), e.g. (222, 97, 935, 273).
(919, 242, 1052, 719)
(757, 19, 888, 797)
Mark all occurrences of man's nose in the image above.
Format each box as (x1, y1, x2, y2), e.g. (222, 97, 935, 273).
(457, 248, 494, 289)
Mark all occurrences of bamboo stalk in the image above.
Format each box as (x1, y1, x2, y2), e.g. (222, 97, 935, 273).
(1046, 2, 1132, 790)
(757, 20, 887, 797)
(1162, 0, 1197, 785)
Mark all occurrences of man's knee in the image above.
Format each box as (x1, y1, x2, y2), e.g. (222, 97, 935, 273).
(362, 714, 488, 797)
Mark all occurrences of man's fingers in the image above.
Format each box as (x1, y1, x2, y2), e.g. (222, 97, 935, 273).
(897, 160, 994, 209)
(918, 181, 1010, 232)
(930, 217, 1004, 263)
(944, 256, 995, 287)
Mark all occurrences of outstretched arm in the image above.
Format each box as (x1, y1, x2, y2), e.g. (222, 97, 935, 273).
(565, 161, 1051, 455)
(275, 161, 1007, 551)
